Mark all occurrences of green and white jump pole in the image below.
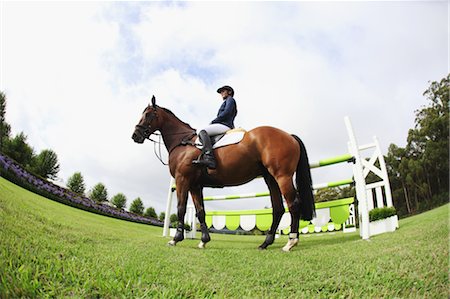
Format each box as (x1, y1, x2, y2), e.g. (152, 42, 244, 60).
(162, 117, 396, 239)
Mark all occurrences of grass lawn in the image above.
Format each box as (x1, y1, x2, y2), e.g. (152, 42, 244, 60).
(0, 177, 448, 298)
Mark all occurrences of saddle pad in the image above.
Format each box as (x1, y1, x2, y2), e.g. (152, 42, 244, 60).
(196, 128, 246, 149)
(213, 131, 245, 149)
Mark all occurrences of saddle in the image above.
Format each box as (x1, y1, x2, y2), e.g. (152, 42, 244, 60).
(196, 128, 246, 149)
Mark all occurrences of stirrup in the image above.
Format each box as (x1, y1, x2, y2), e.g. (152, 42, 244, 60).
(192, 155, 216, 169)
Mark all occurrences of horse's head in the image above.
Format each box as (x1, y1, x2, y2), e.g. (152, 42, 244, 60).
(132, 96, 161, 144)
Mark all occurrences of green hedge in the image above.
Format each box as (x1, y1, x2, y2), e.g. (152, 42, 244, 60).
(369, 207, 397, 222)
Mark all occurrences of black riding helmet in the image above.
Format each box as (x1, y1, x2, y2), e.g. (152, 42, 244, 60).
(217, 85, 234, 97)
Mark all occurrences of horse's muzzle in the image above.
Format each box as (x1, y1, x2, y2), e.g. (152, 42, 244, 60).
(132, 131, 145, 144)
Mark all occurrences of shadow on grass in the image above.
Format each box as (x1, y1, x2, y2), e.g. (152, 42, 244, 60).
(168, 231, 362, 252)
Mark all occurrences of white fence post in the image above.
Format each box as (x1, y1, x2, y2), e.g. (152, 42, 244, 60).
(345, 116, 370, 240)
(162, 177, 175, 237)
(185, 205, 197, 239)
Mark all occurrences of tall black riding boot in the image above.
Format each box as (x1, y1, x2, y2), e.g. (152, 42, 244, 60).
(192, 130, 217, 169)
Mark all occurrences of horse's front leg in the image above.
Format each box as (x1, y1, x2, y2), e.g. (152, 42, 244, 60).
(190, 186, 211, 249)
(168, 179, 189, 246)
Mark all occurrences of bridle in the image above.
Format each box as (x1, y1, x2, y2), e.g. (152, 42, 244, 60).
(134, 105, 196, 166)
(135, 106, 158, 141)
(134, 106, 168, 164)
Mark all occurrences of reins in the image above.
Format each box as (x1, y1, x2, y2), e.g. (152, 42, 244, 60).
(145, 130, 197, 166)
(147, 133, 168, 166)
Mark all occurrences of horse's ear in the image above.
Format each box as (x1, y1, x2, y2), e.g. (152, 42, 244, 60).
(151, 95, 156, 107)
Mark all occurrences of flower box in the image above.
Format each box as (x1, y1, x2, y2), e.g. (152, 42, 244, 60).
(369, 215, 399, 236)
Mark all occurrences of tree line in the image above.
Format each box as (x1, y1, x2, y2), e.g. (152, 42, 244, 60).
(65, 171, 163, 219)
(0, 91, 162, 219)
(385, 75, 449, 216)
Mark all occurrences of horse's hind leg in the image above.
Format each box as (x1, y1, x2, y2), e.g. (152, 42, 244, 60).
(259, 172, 284, 250)
(190, 186, 211, 249)
(275, 176, 300, 252)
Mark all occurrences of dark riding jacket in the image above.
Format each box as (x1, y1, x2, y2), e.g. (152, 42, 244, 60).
(211, 96, 237, 129)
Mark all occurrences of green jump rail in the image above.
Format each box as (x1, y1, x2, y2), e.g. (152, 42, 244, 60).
(309, 153, 354, 168)
(205, 197, 355, 216)
(171, 178, 354, 198)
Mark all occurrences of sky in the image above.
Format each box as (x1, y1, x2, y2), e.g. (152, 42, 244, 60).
(1, 1, 448, 216)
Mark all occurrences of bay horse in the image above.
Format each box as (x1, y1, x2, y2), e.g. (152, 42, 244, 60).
(132, 96, 315, 251)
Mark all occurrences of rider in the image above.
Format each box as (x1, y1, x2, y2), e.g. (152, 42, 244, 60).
(192, 85, 237, 169)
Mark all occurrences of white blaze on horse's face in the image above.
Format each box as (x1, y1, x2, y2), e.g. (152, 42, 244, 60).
(132, 106, 157, 144)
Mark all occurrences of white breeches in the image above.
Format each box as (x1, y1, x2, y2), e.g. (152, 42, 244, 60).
(200, 123, 231, 136)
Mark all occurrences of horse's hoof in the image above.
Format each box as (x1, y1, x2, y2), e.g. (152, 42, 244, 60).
(167, 240, 177, 246)
(282, 238, 299, 252)
(198, 241, 206, 249)
(258, 242, 269, 250)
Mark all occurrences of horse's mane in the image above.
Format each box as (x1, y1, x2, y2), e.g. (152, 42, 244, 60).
(161, 107, 196, 131)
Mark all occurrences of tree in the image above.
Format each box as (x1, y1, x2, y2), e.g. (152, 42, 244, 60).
(159, 212, 166, 221)
(89, 183, 108, 202)
(314, 187, 341, 203)
(111, 193, 127, 209)
(66, 172, 86, 195)
(129, 197, 144, 215)
(31, 149, 60, 180)
(169, 213, 178, 223)
(2, 132, 34, 166)
(386, 144, 412, 215)
(144, 207, 157, 218)
(0, 91, 11, 152)
(169, 213, 179, 228)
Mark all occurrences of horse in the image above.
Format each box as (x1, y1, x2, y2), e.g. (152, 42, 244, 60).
(132, 96, 315, 251)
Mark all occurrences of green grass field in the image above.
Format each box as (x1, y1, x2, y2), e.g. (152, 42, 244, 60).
(0, 177, 448, 298)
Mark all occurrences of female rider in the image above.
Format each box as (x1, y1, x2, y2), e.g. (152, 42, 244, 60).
(192, 85, 237, 169)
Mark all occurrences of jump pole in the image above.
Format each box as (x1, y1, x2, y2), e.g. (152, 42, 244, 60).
(200, 178, 354, 201)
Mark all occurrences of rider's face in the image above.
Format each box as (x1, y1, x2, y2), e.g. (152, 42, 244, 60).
(220, 90, 229, 99)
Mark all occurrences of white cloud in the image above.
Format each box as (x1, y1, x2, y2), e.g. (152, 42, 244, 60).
(1, 1, 447, 215)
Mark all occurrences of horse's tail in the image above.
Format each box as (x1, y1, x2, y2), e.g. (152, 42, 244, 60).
(291, 134, 316, 221)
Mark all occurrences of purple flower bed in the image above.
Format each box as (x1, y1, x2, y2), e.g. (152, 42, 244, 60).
(0, 154, 163, 227)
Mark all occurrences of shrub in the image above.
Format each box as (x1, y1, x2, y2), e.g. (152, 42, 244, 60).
(369, 207, 397, 222)
(169, 213, 178, 223)
(171, 221, 191, 231)
(67, 172, 86, 195)
(129, 197, 144, 215)
(144, 207, 157, 218)
(111, 193, 127, 209)
(89, 183, 108, 202)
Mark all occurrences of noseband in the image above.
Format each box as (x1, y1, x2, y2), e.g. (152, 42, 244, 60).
(135, 107, 158, 140)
